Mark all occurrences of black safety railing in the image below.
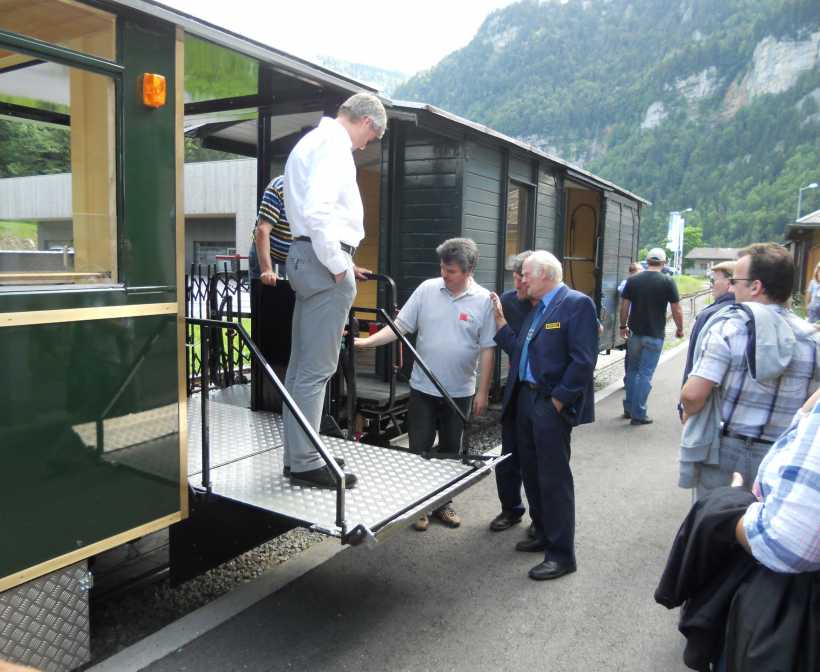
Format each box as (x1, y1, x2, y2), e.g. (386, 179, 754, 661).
(186, 262, 251, 395)
(375, 308, 490, 465)
(188, 317, 348, 535)
(344, 273, 404, 438)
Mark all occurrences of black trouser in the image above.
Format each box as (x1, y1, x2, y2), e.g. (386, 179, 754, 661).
(515, 385, 575, 564)
(495, 415, 525, 517)
(407, 388, 472, 455)
(250, 278, 294, 412)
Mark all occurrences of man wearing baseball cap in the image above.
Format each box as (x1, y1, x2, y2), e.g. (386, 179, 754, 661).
(619, 248, 684, 424)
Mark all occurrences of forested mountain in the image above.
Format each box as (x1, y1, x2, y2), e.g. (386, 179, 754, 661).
(395, 0, 820, 248)
(316, 57, 408, 97)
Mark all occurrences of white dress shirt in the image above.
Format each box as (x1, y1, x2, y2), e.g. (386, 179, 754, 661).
(284, 117, 364, 275)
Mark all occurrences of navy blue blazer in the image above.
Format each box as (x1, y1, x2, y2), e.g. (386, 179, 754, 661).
(495, 284, 599, 427)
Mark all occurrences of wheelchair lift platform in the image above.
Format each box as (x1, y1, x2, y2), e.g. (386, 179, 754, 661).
(188, 386, 503, 542)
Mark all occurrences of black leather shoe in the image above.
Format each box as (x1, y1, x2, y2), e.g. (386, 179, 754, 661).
(489, 511, 523, 532)
(283, 456, 345, 476)
(515, 538, 546, 552)
(528, 560, 577, 581)
(630, 417, 653, 425)
(621, 411, 631, 419)
(288, 466, 357, 489)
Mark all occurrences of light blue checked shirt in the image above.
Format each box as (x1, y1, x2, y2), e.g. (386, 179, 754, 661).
(743, 398, 820, 573)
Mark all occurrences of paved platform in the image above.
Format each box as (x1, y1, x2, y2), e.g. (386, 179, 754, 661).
(103, 347, 695, 672)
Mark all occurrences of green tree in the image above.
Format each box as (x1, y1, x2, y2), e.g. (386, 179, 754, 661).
(683, 226, 704, 258)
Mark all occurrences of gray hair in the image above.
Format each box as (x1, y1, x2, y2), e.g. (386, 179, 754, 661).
(338, 93, 387, 138)
(436, 237, 479, 273)
(526, 250, 563, 282)
(510, 250, 534, 275)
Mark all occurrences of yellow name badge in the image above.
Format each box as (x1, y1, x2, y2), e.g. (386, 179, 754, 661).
(544, 322, 561, 330)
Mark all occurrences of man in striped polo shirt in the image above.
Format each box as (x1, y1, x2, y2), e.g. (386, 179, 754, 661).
(249, 174, 291, 284)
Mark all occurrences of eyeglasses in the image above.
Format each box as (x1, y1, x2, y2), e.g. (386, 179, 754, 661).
(728, 278, 752, 286)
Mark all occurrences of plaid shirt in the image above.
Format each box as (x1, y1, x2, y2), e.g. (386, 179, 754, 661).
(690, 304, 819, 441)
(743, 399, 820, 573)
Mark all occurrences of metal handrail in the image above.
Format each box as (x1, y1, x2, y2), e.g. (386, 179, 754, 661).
(376, 308, 468, 426)
(342, 273, 404, 442)
(347, 271, 482, 462)
(375, 308, 490, 465)
(187, 317, 347, 534)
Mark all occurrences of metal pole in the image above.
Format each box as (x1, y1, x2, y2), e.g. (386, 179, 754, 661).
(188, 318, 346, 531)
(376, 308, 468, 426)
(201, 326, 211, 493)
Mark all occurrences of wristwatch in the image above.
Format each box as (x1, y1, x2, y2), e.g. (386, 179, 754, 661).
(619, 324, 628, 329)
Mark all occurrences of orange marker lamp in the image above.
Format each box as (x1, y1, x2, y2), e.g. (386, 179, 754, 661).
(142, 73, 167, 108)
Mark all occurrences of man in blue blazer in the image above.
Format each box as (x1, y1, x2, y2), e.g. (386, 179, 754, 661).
(492, 250, 599, 580)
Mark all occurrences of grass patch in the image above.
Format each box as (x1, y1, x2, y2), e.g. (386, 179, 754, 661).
(674, 274, 708, 296)
(0, 220, 37, 240)
(189, 318, 252, 351)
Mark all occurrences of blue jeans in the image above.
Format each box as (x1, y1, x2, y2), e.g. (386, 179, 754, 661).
(624, 335, 664, 421)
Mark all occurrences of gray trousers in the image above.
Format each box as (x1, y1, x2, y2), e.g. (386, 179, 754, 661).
(283, 241, 356, 472)
(693, 434, 771, 500)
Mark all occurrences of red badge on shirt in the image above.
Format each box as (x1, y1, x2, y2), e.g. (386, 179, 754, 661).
(459, 312, 469, 321)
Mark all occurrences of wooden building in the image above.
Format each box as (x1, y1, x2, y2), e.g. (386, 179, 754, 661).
(786, 209, 820, 294)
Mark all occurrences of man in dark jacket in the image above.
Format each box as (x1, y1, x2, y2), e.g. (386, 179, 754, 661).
(488, 251, 535, 533)
(492, 250, 598, 581)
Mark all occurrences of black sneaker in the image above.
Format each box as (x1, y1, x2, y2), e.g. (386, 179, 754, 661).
(630, 417, 653, 425)
(288, 466, 358, 489)
(283, 456, 345, 476)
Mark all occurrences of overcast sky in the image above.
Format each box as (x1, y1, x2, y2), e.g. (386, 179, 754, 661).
(157, 0, 517, 74)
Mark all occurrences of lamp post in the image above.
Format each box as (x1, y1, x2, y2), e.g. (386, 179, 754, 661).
(797, 182, 819, 220)
(667, 207, 693, 275)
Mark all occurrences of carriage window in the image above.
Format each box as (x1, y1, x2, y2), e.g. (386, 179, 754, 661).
(185, 36, 258, 104)
(504, 181, 533, 288)
(0, 51, 116, 285)
(0, 0, 116, 61)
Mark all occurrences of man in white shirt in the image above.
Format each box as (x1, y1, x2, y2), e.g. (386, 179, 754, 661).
(282, 92, 386, 489)
(355, 238, 497, 529)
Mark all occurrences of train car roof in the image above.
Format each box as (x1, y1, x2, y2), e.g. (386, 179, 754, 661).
(392, 101, 650, 206)
(108, 0, 379, 97)
(114, 1, 648, 206)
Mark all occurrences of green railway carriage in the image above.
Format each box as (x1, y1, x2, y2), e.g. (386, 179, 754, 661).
(0, 2, 646, 669)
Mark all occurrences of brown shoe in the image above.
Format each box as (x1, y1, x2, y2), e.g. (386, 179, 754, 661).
(413, 514, 429, 531)
(433, 505, 461, 528)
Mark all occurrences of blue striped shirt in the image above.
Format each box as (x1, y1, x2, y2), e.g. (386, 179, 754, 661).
(743, 398, 820, 573)
(249, 176, 291, 276)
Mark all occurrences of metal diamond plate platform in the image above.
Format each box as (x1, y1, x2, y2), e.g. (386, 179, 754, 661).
(187, 392, 505, 539)
(0, 561, 90, 672)
(188, 397, 283, 476)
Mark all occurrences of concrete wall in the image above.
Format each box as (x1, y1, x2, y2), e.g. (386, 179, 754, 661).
(0, 160, 257, 268)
